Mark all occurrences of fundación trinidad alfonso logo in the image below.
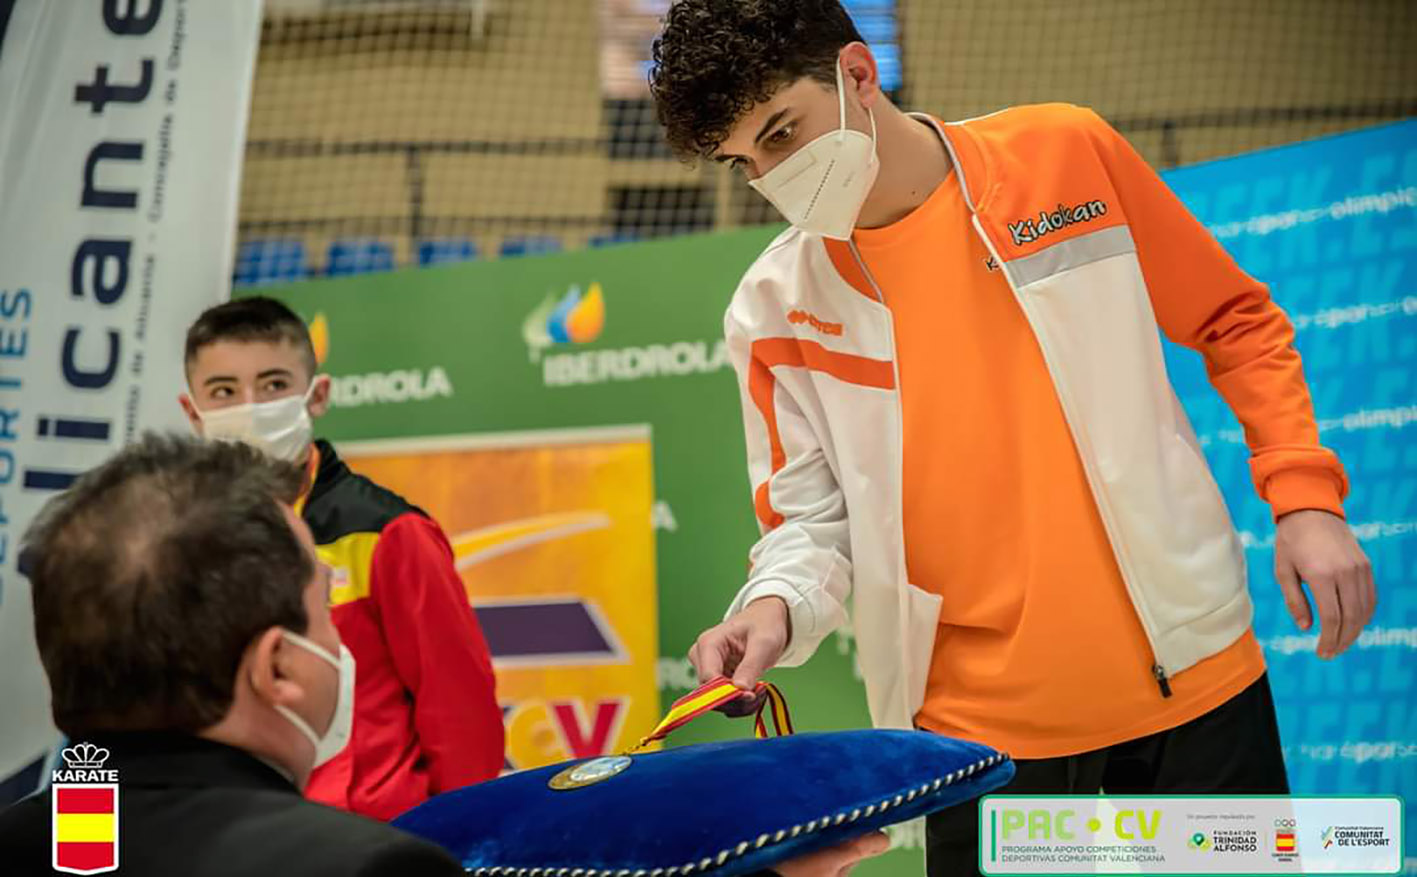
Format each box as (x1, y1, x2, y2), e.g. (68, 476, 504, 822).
(1187, 832, 1213, 852)
(51, 742, 120, 874)
(522, 282, 606, 360)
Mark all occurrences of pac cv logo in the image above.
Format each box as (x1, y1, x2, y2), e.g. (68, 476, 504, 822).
(51, 742, 120, 874)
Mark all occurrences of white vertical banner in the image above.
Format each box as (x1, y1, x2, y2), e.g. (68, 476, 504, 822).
(0, 0, 263, 789)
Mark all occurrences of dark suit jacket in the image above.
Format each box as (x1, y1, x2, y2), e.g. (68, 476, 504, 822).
(0, 732, 461, 876)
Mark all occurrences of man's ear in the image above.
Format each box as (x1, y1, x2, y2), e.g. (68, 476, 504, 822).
(178, 392, 204, 435)
(840, 41, 881, 109)
(247, 627, 302, 709)
(307, 374, 332, 419)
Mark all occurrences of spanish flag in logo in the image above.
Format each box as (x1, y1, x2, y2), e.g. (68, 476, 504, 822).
(52, 785, 118, 874)
(1275, 830, 1296, 853)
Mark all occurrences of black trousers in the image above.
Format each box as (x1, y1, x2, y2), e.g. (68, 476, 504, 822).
(925, 674, 1290, 877)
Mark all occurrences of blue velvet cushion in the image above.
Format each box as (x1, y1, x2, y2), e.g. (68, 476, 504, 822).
(393, 729, 1014, 876)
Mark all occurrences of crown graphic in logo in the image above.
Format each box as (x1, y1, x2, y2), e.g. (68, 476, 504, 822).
(60, 742, 111, 770)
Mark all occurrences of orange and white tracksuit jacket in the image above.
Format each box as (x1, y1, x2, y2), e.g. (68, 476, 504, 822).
(724, 104, 1348, 731)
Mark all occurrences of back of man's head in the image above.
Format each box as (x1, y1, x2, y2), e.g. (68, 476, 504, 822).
(22, 433, 309, 737)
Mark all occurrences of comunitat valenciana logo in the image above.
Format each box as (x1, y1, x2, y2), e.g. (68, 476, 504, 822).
(308, 312, 455, 408)
(521, 283, 730, 388)
(51, 742, 120, 875)
(1322, 825, 1392, 849)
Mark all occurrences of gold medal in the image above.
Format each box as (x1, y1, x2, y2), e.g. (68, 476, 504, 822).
(547, 755, 633, 791)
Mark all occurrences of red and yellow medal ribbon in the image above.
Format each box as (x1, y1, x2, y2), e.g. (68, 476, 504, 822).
(752, 681, 793, 740)
(626, 676, 794, 754)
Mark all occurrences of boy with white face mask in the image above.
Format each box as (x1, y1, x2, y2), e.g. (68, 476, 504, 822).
(179, 297, 505, 821)
(651, 3, 1373, 875)
(0, 435, 891, 877)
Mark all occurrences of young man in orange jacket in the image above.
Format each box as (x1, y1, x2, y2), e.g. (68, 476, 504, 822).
(180, 297, 505, 820)
(649, 2, 1374, 874)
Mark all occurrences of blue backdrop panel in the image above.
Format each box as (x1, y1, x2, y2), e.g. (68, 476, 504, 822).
(1160, 119, 1415, 857)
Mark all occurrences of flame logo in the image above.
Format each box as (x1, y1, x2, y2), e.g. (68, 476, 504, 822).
(522, 282, 605, 360)
(309, 313, 330, 366)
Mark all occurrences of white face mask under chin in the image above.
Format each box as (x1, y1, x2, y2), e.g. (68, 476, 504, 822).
(192, 384, 316, 463)
(747, 61, 879, 240)
(273, 630, 355, 772)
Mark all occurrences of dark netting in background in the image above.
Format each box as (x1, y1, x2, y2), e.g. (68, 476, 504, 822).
(234, 0, 1416, 285)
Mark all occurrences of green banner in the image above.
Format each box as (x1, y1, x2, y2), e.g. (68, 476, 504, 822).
(258, 227, 924, 872)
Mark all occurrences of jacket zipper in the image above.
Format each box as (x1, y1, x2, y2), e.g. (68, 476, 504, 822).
(844, 238, 920, 716)
(838, 115, 1174, 701)
(914, 112, 1174, 697)
(964, 211, 1174, 700)
(1153, 663, 1173, 698)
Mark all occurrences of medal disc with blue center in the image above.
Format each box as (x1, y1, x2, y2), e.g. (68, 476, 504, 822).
(548, 755, 633, 791)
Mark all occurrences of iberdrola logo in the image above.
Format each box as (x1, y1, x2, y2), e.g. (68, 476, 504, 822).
(522, 282, 605, 361)
(309, 313, 330, 366)
(303, 311, 454, 408)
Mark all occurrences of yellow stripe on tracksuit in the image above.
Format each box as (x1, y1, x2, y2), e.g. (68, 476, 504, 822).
(296, 446, 381, 611)
(318, 531, 381, 608)
(54, 813, 115, 843)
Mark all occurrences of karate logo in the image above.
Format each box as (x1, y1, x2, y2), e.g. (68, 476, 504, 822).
(51, 742, 120, 874)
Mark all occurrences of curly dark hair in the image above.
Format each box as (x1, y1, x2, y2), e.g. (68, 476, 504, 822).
(649, 0, 864, 159)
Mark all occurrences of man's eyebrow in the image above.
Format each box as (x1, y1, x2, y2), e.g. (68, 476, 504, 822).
(753, 108, 790, 145)
(202, 375, 237, 388)
(712, 108, 793, 164)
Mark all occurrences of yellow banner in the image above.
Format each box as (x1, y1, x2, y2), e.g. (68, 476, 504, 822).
(345, 430, 659, 771)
